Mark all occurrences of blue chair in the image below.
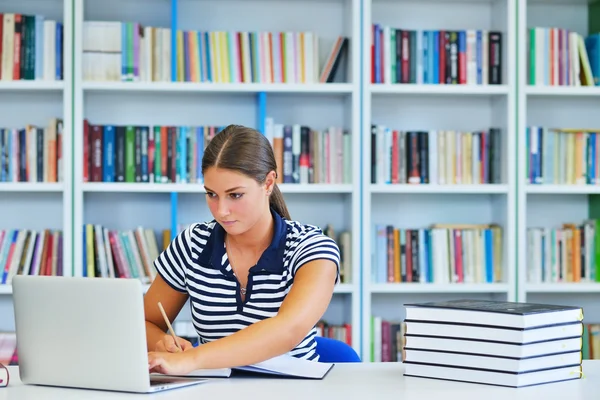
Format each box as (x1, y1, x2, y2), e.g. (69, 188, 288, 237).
(315, 336, 361, 363)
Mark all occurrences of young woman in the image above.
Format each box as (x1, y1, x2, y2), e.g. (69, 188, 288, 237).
(145, 125, 340, 375)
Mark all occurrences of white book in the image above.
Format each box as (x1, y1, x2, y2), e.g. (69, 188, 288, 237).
(156, 353, 334, 380)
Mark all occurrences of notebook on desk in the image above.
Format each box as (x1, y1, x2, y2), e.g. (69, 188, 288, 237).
(156, 353, 334, 379)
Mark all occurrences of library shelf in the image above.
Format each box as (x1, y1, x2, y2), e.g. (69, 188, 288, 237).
(368, 283, 511, 294)
(525, 86, 600, 97)
(81, 183, 354, 194)
(0, 81, 64, 91)
(525, 283, 600, 294)
(525, 185, 600, 195)
(81, 81, 355, 95)
(0, 183, 64, 193)
(369, 184, 509, 194)
(369, 84, 510, 96)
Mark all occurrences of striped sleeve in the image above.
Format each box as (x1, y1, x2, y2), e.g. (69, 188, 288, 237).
(153, 224, 201, 293)
(290, 228, 340, 283)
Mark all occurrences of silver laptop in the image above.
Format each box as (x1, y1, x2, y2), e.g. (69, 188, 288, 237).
(12, 275, 208, 393)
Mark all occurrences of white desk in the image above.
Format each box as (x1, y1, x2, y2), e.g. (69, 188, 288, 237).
(0, 361, 598, 399)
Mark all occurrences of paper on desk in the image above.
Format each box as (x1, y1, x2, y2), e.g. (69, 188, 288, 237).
(158, 354, 333, 379)
(235, 354, 334, 379)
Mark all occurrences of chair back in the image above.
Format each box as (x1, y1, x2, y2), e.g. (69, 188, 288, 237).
(315, 336, 361, 363)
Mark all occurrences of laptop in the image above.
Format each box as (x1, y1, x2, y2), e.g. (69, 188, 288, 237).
(12, 275, 208, 393)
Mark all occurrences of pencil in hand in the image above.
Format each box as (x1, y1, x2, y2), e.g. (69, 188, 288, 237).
(158, 301, 183, 352)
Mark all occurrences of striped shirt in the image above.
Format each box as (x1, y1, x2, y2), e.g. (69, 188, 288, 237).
(153, 209, 341, 361)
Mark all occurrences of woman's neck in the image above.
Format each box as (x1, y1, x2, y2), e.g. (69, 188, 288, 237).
(227, 208, 274, 253)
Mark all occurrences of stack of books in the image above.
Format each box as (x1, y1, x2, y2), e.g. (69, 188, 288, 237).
(402, 299, 584, 387)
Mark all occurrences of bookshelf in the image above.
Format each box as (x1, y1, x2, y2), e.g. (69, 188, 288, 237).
(71, 0, 362, 355)
(4, 0, 600, 362)
(361, 0, 517, 361)
(517, 0, 600, 328)
(0, 0, 72, 332)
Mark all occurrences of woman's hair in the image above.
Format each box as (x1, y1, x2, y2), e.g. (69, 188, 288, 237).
(202, 124, 291, 220)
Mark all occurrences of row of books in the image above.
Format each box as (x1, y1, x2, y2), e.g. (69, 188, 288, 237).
(370, 25, 502, 85)
(370, 316, 405, 362)
(82, 224, 167, 282)
(526, 127, 600, 185)
(527, 219, 599, 284)
(321, 224, 352, 284)
(315, 321, 352, 347)
(584, 323, 600, 359)
(0, 13, 63, 81)
(0, 118, 64, 183)
(527, 28, 598, 86)
(83, 119, 352, 186)
(263, 118, 352, 185)
(372, 223, 503, 284)
(82, 21, 348, 84)
(0, 229, 63, 285)
(402, 300, 584, 387)
(370, 125, 502, 185)
(83, 121, 224, 184)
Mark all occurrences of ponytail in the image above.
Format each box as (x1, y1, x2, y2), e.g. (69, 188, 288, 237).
(269, 184, 291, 220)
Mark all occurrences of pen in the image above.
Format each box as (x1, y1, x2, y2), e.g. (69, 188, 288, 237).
(157, 302, 183, 352)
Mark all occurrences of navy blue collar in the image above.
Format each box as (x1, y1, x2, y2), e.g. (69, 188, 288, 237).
(205, 208, 287, 274)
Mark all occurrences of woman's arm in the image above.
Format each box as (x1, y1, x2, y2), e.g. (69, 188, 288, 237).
(144, 274, 189, 351)
(148, 258, 338, 373)
(188, 258, 337, 369)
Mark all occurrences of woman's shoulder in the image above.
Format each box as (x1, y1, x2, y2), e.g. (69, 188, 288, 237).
(179, 220, 219, 247)
(282, 219, 336, 245)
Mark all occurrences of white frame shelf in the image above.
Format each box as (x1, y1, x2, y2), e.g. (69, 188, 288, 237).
(0, 81, 64, 91)
(517, 0, 600, 312)
(362, 0, 518, 361)
(369, 184, 509, 194)
(369, 84, 510, 96)
(0, 183, 65, 193)
(0, 0, 73, 284)
(80, 183, 354, 194)
(82, 81, 355, 94)
(71, 0, 363, 357)
(368, 283, 511, 294)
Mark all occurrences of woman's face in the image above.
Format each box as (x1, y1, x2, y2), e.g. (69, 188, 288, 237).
(203, 167, 269, 236)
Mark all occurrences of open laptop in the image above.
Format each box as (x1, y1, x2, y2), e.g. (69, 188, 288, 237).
(12, 275, 208, 393)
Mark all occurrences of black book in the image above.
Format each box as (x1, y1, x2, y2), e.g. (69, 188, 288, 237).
(404, 299, 583, 329)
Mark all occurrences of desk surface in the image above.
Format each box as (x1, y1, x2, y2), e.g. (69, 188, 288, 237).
(1, 361, 598, 399)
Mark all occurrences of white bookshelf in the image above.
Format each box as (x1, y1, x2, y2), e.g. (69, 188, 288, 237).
(361, 0, 517, 361)
(71, 0, 362, 356)
(517, 0, 600, 324)
(0, 0, 73, 331)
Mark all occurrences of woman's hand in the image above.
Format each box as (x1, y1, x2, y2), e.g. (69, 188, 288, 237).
(154, 334, 194, 353)
(148, 350, 198, 376)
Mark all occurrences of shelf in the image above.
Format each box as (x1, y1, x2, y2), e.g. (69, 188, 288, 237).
(525, 86, 600, 97)
(370, 84, 509, 96)
(369, 283, 510, 294)
(0, 80, 64, 91)
(370, 184, 508, 194)
(525, 185, 600, 194)
(525, 283, 600, 293)
(0, 183, 64, 193)
(81, 183, 353, 194)
(82, 81, 355, 94)
(0, 286, 11, 295)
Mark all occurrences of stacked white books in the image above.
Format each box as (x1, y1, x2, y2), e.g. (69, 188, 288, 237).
(402, 299, 584, 388)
